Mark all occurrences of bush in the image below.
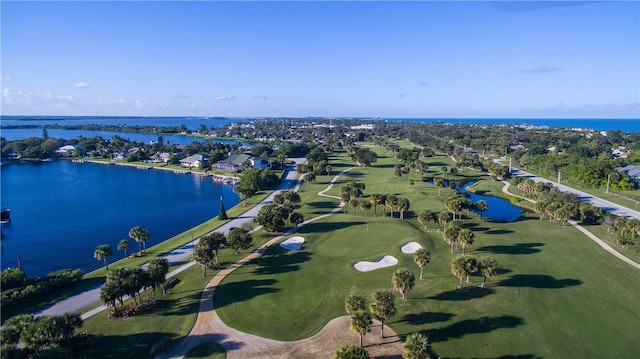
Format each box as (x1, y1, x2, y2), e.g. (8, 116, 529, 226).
(0, 269, 84, 308)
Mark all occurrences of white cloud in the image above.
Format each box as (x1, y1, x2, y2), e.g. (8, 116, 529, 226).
(74, 81, 90, 88)
(1, 74, 12, 83)
(215, 95, 237, 101)
(2, 86, 77, 107)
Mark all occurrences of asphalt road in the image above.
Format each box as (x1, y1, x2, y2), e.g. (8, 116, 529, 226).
(34, 158, 306, 318)
(506, 164, 640, 220)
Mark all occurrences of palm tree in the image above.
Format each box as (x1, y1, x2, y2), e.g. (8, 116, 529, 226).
(334, 345, 370, 359)
(350, 310, 372, 348)
(146, 258, 169, 297)
(451, 255, 469, 289)
(436, 211, 450, 232)
(478, 256, 498, 288)
(413, 248, 431, 280)
(61, 312, 83, 348)
(349, 198, 360, 216)
(392, 268, 415, 301)
(93, 244, 112, 270)
(417, 209, 432, 231)
(434, 177, 445, 196)
(117, 239, 131, 258)
(360, 200, 372, 217)
(475, 200, 488, 221)
(369, 289, 396, 338)
(457, 228, 474, 255)
(403, 332, 430, 359)
(345, 295, 366, 316)
(397, 197, 410, 220)
(369, 194, 386, 217)
(442, 226, 457, 254)
(386, 195, 398, 218)
(129, 226, 150, 255)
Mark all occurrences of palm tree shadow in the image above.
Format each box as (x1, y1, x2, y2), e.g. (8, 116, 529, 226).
(425, 315, 524, 343)
(397, 311, 456, 326)
(476, 242, 544, 255)
(498, 274, 582, 289)
(428, 287, 495, 301)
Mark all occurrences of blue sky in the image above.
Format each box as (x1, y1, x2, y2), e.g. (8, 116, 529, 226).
(1, 1, 639, 118)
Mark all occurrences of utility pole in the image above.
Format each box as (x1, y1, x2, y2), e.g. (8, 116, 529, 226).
(509, 157, 512, 174)
(606, 174, 611, 193)
(557, 171, 561, 186)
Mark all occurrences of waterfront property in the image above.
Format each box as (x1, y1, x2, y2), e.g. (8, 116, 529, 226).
(211, 153, 269, 172)
(180, 154, 208, 168)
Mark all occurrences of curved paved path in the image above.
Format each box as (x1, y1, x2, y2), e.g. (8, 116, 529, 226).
(160, 167, 403, 358)
(501, 181, 640, 270)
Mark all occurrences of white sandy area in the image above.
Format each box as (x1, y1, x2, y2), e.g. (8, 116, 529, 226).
(354, 255, 398, 272)
(401, 242, 422, 254)
(280, 236, 305, 251)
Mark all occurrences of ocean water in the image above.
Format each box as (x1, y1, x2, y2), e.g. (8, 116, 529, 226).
(1, 160, 239, 277)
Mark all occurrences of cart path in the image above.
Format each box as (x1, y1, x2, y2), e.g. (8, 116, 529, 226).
(160, 167, 404, 358)
(501, 181, 640, 270)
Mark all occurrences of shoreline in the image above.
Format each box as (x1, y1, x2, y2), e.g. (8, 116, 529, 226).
(81, 158, 241, 183)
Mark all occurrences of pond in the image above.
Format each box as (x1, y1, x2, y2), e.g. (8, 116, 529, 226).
(427, 179, 523, 222)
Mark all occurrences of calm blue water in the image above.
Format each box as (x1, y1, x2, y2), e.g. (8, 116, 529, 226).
(1, 161, 239, 277)
(0, 116, 246, 130)
(0, 128, 240, 145)
(427, 180, 523, 222)
(459, 182, 523, 222)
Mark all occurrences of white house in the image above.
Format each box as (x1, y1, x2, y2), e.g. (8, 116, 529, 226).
(180, 154, 208, 168)
(55, 145, 77, 156)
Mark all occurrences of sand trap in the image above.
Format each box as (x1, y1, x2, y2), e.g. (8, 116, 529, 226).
(354, 255, 398, 272)
(280, 236, 305, 251)
(401, 242, 422, 254)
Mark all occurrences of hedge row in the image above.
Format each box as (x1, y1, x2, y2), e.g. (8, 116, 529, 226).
(1, 269, 84, 308)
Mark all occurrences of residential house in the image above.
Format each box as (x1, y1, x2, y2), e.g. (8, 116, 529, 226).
(55, 145, 77, 156)
(211, 153, 269, 172)
(616, 165, 640, 184)
(180, 154, 208, 168)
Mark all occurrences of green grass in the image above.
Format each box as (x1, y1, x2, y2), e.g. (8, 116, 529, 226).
(81, 266, 208, 359)
(214, 149, 640, 358)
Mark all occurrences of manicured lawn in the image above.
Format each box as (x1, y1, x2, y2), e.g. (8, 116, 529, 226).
(213, 149, 640, 357)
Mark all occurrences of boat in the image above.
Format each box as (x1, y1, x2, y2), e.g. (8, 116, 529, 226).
(1, 208, 10, 224)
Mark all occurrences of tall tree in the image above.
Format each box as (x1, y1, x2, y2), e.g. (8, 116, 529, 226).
(451, 255, 475, 289)
(403, 333, 431, 359)
(457, 228, 475, 255)
(397, 197, 410, 220)
(392, 268, 415, 301)
(417, 209, 432, 231)
(218, 199, 228, 220)
(369, 289, 397, 338)
(129, 226, 150, 255)
(350, 310, 372, 348)
(478, 256, 498, 288)
(227, 227, 253, 254)
(474, 200, 488, 221)
(334, 345, 370, 359)
(413, 248, 431, 280)
(345, 295, 366, 316)
(369, 194, 385, 217)
(194, 234, 216, 277)
(146, 258, 169, 297)
(117, 239, 131, 258)
(93, 244, 113, 270)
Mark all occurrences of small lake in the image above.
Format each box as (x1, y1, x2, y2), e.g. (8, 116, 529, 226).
(1, 160, 239, 277)
(427, 179, 523, 222)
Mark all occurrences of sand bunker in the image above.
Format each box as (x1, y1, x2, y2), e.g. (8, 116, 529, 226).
(280, 236, 305, 251)
(354, 255, 398, 272)
(401, 242, 422, 254)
